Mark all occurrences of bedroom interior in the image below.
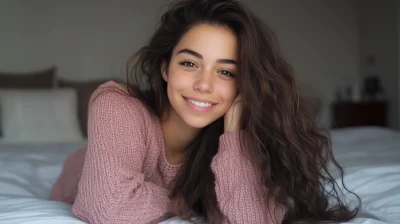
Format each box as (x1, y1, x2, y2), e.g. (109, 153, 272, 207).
(0, 0, 399, 224)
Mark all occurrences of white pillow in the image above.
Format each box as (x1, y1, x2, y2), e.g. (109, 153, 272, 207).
(0, 88, 84, 143)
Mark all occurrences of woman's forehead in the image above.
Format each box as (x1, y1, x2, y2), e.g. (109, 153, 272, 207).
(173, 24, 238, 62)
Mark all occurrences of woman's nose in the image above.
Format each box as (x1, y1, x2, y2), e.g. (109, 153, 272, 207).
(193, 70, 214, 93)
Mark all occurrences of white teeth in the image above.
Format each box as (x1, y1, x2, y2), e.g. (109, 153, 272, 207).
(187, 99, 212, 108)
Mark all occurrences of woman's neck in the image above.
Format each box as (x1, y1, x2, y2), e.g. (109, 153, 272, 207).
(161, 105, 201, 164)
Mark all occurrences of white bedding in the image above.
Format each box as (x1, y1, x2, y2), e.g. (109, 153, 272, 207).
(330, 127, 400, 224)
(0, 127, 399, 224)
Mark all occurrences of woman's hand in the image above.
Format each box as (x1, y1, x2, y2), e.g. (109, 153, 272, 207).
(224, 94, 243, 133)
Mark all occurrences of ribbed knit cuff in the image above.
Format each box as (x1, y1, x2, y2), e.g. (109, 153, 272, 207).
(218, 131, 245, 153)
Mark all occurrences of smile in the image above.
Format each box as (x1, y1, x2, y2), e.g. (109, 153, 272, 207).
(187, 99, 212, 108)
(183, 96, 215, 112)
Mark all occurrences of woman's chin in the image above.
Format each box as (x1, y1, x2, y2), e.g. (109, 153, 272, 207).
(181, 115, 222, 130)
(181, 117, 214, 129)
(185, 121, 210, 129)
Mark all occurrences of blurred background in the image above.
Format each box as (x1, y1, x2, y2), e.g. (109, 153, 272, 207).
(0, 0, 398, 130)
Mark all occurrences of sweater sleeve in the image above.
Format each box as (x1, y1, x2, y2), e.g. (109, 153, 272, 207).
(211, 131, 286, 224)
(72, 90, 170, 224)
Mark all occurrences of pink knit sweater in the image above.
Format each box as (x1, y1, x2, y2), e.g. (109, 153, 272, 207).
(51, 81, 285, 224)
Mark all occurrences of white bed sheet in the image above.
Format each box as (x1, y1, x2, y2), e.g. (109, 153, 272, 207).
(329, 127, 400, 224)
(0, 142, 87, 224)
(0, 126, 399, 224)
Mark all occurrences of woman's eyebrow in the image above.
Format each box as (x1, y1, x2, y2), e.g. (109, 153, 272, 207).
(177, 48, 203, 59)
(176, 48, 237, 65)
(216, 59, 237, 65)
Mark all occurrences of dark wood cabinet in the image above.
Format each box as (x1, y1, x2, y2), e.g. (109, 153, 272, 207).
(331, 101, 388, 128)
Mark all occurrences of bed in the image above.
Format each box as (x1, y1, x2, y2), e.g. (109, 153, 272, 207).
(329, 127, 400, 224)
(0, 126, 398, 224)
(0, 68, 399, 223)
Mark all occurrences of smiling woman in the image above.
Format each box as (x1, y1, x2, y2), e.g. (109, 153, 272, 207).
(162, 24, 239, 129)
(50, 0, 361, 224)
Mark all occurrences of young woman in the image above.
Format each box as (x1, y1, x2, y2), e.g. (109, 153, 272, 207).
(51, 0, 361, 223)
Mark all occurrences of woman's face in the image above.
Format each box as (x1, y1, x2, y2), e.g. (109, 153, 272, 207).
(162, 24, 239, 128)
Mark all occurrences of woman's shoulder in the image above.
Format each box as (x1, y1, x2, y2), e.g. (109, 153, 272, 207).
(88, 80, 155, 123)
(90, 80, 130, 102)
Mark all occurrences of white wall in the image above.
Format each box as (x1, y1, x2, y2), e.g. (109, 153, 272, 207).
(0, 0, 168, 80)
(0, 0, 360, 127)
(357, 0, 399, 129)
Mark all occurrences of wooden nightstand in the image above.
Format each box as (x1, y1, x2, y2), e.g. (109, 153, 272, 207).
(331, 101, 388, 128)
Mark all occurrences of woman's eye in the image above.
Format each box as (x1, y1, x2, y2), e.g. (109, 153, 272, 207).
(180, 61, 197, 68)
(219, 70, 235, 78)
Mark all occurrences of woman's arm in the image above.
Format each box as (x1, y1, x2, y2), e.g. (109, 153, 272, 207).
(72, 90, 170, 224)
(211, 132, 285, 224)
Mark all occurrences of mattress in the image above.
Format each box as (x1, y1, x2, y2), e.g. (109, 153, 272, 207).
(0, 126, 399, 224)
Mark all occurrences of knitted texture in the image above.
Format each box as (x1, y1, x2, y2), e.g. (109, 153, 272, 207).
(51, 81, 284, 224)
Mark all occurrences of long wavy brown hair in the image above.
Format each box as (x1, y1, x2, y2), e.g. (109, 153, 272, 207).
(125, 0, 361, 223)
